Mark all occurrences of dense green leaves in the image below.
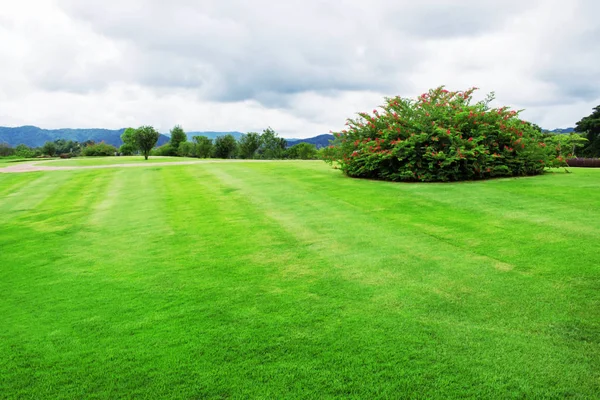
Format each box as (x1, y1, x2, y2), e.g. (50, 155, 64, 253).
(238, 132, 262, 159)
(120, 127, 138, 155)
(42, 141, 57, 157)
(134, 126, 160, 160)
(193, 136, 214, 158)
(169, 125, 187, 151)
(81, 142, 118, 156)
(285, 142, 318, 159)
(326, 87, 565, 182)
(575, 105, 600, 157)
(213, 134, 238, 159)
(258, 127, 286, 159)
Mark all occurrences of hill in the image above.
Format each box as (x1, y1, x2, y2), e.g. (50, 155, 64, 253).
(286, 134, 334, 148)
(545, 127, 575, 134)
(0, 126, 170, 147)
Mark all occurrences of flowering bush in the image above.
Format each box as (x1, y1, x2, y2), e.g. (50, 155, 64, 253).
(323, 87, 566, 182)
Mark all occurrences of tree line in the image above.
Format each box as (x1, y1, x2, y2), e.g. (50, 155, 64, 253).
(0, 126, 319, 160)
(146, 126, 318, 160)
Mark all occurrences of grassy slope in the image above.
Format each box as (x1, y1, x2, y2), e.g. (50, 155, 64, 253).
(37, 156, 199, 167)
(0, 162, 598, 398)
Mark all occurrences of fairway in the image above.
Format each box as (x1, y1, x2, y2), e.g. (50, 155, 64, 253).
(37, 156, 200, 167)
(1, 161, 599, 398)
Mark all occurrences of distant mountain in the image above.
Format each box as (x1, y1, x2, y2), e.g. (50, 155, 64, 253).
(0, 126, 170, 147)
(545, 127, 575, 134)
(286, 134, 334, 149)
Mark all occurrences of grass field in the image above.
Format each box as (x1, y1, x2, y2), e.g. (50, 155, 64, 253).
(1, 161, 599, 398)
(0, 158, 48, 168)
(37, 156, 200, 167)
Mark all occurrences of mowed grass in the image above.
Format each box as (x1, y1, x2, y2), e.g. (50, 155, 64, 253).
(0, 158, 48, 168)
(37, 156, 200, 167)
(1, 161, 599, 399)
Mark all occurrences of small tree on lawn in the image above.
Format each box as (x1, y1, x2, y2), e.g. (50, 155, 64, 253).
(193, 136, 214, 158)
(170, 125, 187, 153)
(134, 126, 160, 160)
(213, 134, 238, 159)
(120, 127, 139, 155)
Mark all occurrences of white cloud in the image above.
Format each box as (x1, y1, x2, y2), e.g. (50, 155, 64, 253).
(0, 0, 598, 137)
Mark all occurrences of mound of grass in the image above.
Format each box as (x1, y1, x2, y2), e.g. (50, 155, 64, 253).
(1, 162, 598, 398)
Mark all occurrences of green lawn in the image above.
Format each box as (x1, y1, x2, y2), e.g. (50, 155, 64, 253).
(0, 158, 49, 168)
(1, 161, 598, 398)
(37, 156, 200, 166)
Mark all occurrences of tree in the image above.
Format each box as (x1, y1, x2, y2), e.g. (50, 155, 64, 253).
(178, 141, 195, 157)
(575, 105, 600, 157)
(258, 127, 286, 159)
(134, 126, 160, 160)
(286, 142, 318, 159)
(213, 134, 237, 159)
(193, 136, 214, 158)
(120, 127, 138, 155)
(238, 132, 262, 159)
(42, 141, 57, 157)
(0, 143, 14, 157)
(15, 144, 34, 158)
(170, 125, 187, 152)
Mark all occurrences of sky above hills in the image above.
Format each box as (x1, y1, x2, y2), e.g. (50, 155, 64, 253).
(0, 0, 598, 138)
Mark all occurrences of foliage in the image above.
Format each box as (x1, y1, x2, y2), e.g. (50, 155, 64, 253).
(177, 141, 196, 157)
(574, 105, 600, 157)
(42, 141, 57, 157)
(15, 144, 35, 158)
(121, 128, 138, 154)
(134, 125, 160, 160)
(258, 127, 286, 159)
(213, 134, 238, 158)
(193, 136, 214, 158)
(285, 142, 318, 159)
(81, 142, 118, 156)
(238, 132, 262, 159)
(119, 143, 137, 156)
(0, 143, 15, 157)
(151, 144, 177, 157)
(53, 139, 81, 155)
(169, 125, 187, 151)
(326, 87, 564, 182)
(543, 132, 588, 159)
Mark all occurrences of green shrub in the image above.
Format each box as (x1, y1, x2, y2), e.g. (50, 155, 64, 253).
(286, 142, 318, 159)
(151, 144, 176, 157)
(81, 142, 118, 156)
(119, 143, 137, 156)
(177, 142, 196, 157)
(325, 86, 564, 182)
(15, 144, 34, 158)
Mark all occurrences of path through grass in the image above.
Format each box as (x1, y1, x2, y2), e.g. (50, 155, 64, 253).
(1, 162, 599, 398)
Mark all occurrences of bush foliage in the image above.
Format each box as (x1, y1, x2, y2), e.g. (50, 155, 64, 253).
(82, 142, 118, 156)
(324, 87, 566, 182)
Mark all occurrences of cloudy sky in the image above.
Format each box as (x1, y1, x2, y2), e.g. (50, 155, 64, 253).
(0, 0, 598, 137)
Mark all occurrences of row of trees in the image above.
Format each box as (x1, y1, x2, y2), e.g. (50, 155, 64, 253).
(124, 126, 318, 160)
(1, 126, 318, 160)
(574, 105, 600, 157)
